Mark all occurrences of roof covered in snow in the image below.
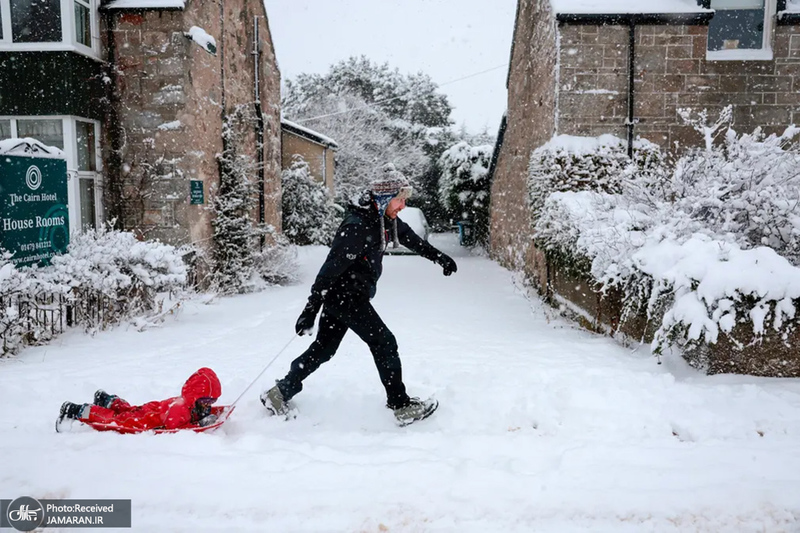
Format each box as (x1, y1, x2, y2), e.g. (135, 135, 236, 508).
(0, 138, 66, 159)
(102, 0, 184, 10)
(552, 0, 711, 14)
(281, 119, 339, 149)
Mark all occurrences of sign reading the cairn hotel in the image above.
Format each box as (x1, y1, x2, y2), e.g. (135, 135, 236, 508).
(0, 155, 70, 267)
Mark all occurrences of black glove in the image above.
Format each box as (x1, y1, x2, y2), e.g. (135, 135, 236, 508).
(437, 253, 458, 276)
(295, 299, 321, 336)
(198, 414, 218, 427)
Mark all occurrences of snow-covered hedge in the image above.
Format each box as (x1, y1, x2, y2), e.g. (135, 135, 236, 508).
(528, 134, 666, 221)
(1, 228, 188, 355)
(531, 113, 800, 367)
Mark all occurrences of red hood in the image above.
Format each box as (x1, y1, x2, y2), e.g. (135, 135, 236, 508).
(181, 368, 221, 404)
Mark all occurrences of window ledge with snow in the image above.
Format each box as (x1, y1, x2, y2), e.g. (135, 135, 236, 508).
(706, 48, 774, 61)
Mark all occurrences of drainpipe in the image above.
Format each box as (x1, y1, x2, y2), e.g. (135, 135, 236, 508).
(626, 17, 636, 158)
(252, 15, 266, 248)
(104, 11, 123, 230)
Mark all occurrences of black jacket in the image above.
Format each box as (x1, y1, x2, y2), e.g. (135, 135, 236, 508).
(308, 201, 445, 307)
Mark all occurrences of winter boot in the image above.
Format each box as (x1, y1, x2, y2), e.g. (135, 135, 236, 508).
(260, 385, 290, 417)
(93, 390, 118, 409)
(392, 397, 438, 427)
(55, 402, 88, 432)
(261, 385, 297, 420)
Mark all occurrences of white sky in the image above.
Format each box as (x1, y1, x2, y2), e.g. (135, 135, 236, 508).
(262, 0, 518, 135)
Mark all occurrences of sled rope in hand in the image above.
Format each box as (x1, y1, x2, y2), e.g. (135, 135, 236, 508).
(229, 334, 298, 409)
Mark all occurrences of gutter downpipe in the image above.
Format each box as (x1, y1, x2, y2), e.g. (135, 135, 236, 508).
(252, 16, 266, 248)
(104, 10, 123, 231)
(627, 16, 636, 158)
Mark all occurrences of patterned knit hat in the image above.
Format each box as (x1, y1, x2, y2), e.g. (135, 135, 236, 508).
(370, 164, 413, 217)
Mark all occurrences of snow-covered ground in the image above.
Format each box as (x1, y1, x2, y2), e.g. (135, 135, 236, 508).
(2, 233, 800, 532)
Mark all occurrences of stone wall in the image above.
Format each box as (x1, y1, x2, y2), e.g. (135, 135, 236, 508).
(489, 0, 556, 285)
(101, 0, 281, 250)
(557, 23, 800, 149)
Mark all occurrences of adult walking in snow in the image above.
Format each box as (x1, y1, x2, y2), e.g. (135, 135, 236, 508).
(261, 165, 458, 426)
(56, 367, 222, 433)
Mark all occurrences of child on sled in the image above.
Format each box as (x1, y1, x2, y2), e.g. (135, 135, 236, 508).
(56, 367, 222, 433)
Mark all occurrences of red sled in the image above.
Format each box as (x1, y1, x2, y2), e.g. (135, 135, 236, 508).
(64, 406, 234, 435)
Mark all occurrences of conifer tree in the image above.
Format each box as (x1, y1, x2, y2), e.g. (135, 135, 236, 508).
(282, 156, 341, 245)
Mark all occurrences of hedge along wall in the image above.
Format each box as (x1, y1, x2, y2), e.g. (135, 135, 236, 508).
(528, 129, 800, 377)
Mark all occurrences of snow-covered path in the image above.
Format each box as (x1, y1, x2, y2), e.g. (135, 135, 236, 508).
(2, 234, 800, 532)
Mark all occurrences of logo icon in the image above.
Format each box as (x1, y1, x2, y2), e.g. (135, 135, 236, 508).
(7, 496, 44, 531)
(26, 165, 42, 191)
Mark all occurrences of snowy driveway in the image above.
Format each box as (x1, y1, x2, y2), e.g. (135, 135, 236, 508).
(2, 234, 800, 532)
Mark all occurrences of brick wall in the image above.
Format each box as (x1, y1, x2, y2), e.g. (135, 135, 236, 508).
(557, 24, 629, 139)
(488, 0, 556, 284)
(101, 0, 281, 249)
(558, 23, 800, 149)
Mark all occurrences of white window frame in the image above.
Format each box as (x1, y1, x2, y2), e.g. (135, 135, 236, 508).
(0, 115, 103, 234)
(0, 1, 11, 43)
(0, 0, 100, 60)
(707, 0, 778, 61)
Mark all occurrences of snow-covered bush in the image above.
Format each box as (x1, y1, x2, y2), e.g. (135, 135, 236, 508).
(528, 134, 667, 221)
(532, 110, 800, 366)
(46, 227, 187, 315)
(1, 228, 189, 355)
(253, 229, 300, 286)
(282, 156, 342, 245)
(669, 111, 800, 264)
(438, 141, 494, 245)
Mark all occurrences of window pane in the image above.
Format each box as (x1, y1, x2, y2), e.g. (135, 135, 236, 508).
(76, 121, 96, 171)
(0, 120, 10, 140)
(74, 1, 90, 47)
(17, 119, 63, 149)
(708, 0, 765, 51)
(11, 0, 62, 43)
(79, 178, 96, 230)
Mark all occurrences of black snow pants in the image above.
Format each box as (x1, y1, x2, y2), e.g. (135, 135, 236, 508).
(277, 292, 411, 410)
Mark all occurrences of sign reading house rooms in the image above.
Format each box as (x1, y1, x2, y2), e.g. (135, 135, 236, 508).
(0, 141, 70, 267)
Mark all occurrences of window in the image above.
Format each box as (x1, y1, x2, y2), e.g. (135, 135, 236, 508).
(708, 0, 776, 58)
(76, 120, 96, 171)
(10, 0, 62, 43)
(79, 177, 96, 230)
(74, 0, 90, 47)
(16, 118, 63, 148)
(0, 119, 10, 140)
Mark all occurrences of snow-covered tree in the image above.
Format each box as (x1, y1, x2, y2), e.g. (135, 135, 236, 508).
(437, 141, 494, 245)
(210, 108, 262, 294)
(282, 56, 453, 205)
(283, 56, 452, 129)
(282, 156, 342, 245)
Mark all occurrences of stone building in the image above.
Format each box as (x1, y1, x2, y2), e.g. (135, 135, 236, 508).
(490, 0, 800, 272)
(281, 119, 338, 195)
(0, 0, 282, 252)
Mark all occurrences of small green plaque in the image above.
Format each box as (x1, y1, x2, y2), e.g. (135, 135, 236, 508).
(190, 180, 204, 205)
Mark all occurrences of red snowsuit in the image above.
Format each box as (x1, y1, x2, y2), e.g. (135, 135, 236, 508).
(82, 368, 222, 433)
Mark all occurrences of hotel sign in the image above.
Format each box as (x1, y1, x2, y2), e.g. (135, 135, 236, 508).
(0, 155, 69, 267)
